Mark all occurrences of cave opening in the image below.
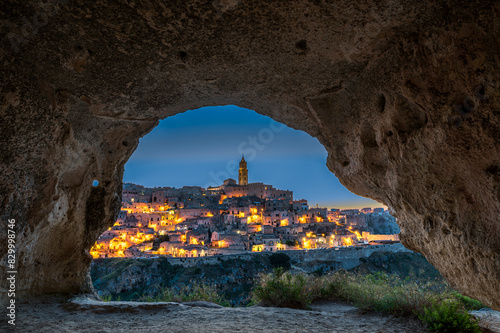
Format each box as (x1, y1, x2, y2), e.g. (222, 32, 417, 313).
(89, 105, 397, 302)
(1, 2, 499, 326)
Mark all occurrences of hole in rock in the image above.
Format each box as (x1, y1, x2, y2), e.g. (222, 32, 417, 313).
(90, 105, 404, 305)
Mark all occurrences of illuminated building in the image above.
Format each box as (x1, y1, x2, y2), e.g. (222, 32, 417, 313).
(91, 169, 398, 260)
(238, 155, 248, 185)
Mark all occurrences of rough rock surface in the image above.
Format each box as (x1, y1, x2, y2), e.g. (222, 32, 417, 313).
(0, 0, 499, 309)
(13, 298, 427, 333)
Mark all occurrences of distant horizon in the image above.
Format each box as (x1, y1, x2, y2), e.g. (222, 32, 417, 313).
(124, 105, 387, 210)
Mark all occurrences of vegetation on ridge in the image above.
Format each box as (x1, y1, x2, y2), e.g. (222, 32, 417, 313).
(136, 282, 230, 307)
(93, 252, 488, 332)
(252, 269, 486, 332)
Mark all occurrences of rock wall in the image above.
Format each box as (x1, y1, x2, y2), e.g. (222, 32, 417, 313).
(0, 0, 499, 309)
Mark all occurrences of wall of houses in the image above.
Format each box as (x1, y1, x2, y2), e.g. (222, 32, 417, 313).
(151, 243, 411, 268)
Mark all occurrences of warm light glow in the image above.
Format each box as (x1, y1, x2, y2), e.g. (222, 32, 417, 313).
(247, 214, 260, 224)
(277, 242, 286, 251)
(342, 237, 353, 246)
(206, 212, 214, 217)
(280, 219, 289, 226)
(252, 244, 264, 252)
(347, 228, 363, 240)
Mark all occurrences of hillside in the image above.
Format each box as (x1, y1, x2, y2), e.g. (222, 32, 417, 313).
(91, 251, 443, 305)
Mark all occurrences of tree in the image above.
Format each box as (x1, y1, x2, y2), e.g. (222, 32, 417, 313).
(269, 253, 291, 270)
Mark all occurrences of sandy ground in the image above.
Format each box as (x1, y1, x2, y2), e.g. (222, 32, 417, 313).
(3, 297, 498, 333)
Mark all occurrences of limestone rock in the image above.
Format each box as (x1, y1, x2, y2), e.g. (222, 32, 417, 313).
(0, 0, 499, 310)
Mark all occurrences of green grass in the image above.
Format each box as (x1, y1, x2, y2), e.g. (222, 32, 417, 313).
(450, 291, 487, 311)
(252, 269, 485, 332)
(418, 300, 481, 333)
(137, 282, 230, 307)
(252, 267, 312, 309)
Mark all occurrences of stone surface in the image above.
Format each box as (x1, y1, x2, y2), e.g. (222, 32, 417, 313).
(470, 309, 500, 333)
(62, 296, 185, 313)
(0, 0, 499, 309)
(15, 298, 427, 333)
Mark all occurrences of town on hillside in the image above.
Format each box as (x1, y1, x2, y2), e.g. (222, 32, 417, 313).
(90, 156, 400, 259)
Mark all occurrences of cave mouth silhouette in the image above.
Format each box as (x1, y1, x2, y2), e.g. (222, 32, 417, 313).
(2, 0, 499, 311)
(89, 105, 386, 261)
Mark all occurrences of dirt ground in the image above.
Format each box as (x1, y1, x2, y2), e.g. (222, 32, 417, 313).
(3, 297, 499, 333)
(4, 297, 430, 333)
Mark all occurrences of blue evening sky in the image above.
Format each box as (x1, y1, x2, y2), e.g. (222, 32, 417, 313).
(124, 105, 384, 209)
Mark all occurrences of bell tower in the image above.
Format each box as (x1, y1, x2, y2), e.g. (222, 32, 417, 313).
(239, 155, 248, 185)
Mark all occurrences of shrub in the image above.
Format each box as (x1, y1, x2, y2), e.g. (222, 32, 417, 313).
(138, 282, 230, 307)
(269, 253, 291, 270)
(418, 300, 481, 333)
(252, 267, 311, 309)
(312, 267, 325, 277)
(449, 291, 486, 311)
(311, 271, 437, 317)
(253, 269, 484, 332)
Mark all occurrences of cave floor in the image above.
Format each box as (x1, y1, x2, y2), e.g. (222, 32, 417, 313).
(8, 297, 500, 333)
(8, 297, 432, 333)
